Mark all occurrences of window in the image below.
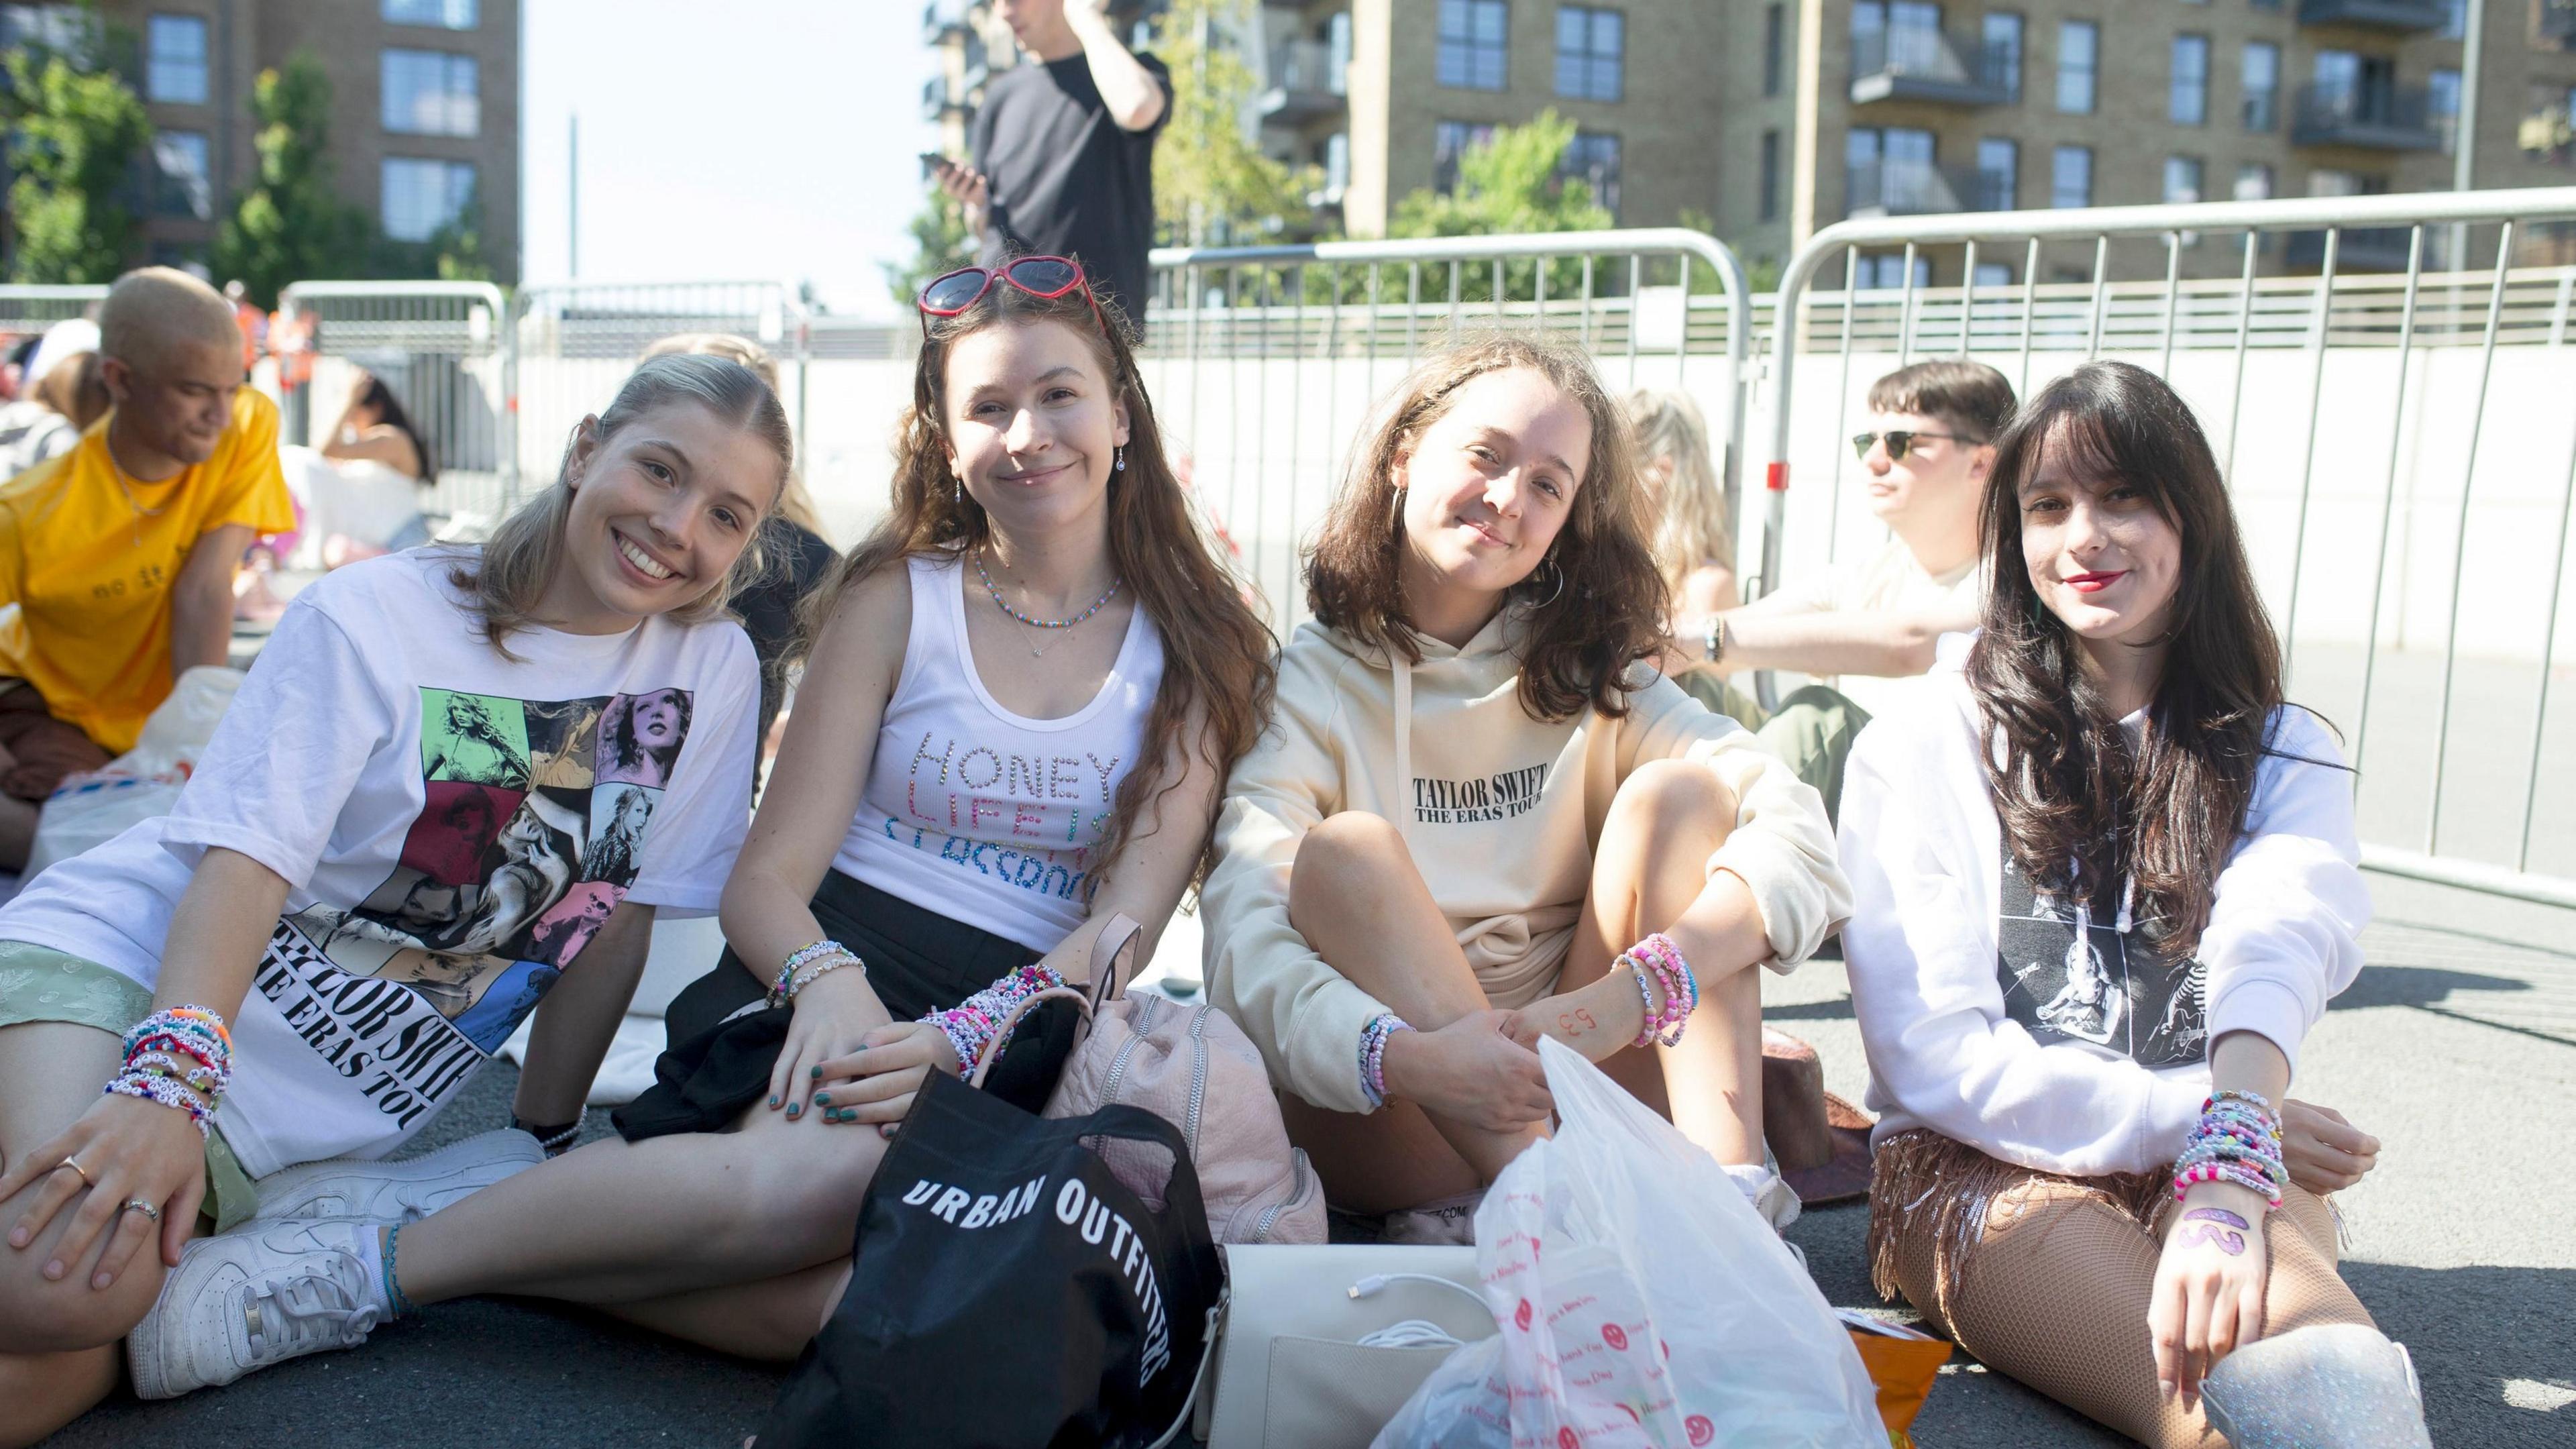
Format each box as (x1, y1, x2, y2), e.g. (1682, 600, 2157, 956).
(1976, 136, 2017, 210)
(151, 130, 210, 218)
(2055, 19, 2097, 114)
(2164, 154, 2204, 205)
(1763, 3, 1784, 96)
(1760, 128, 1781, 219)
(2242, 42, 2279, 131)
(2306, 167, 2385, 198)
(1324, 132, 1350, 198)
(382, 0, 476, 27)
(1983, 12, 2023, 99)
(1, 5, 90, 53)
(1437, 0, 1508, 91)
(1855, 254, 1932, 289)
(1432, 119, 1496, 192)
(2437, 0, 2465, 38)
(382, 157, 476, 241)
(2171, 34, 2209, 125)
(1854, 1, 1944, 74)
(2234, 162, 2274, 201)
(2051, 144, 2092, 207)
(382, 48, 478, 136)
(1560, 130, 1621, 216)
(1973, 260, 2015, 288)
(2429, 68, 2461, 153)
(1555, 5, 1623, 102)
(1848, 125, 1936, 211)
(146, 14, 207, 104)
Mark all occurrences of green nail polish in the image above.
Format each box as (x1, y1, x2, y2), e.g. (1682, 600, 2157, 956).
(786, 1102, 802, 1117)
(810, 1065, 822, 1079)
(767, 1095, 780, 1108)
(813, 1093, 830, 1105)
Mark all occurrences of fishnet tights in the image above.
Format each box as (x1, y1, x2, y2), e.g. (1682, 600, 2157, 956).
(1886, 1175, 2372, 1448)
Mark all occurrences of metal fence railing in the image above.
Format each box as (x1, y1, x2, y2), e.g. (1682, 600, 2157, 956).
(276, 280, 512, 524)
(0, 284, 109, 340)
(1764, 187, 2576, 909)
(1142, 229, 1754, 629)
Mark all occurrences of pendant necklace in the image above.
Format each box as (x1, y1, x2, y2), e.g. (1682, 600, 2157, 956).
(105, 435, 174, 549)
(975, 549, 1122, 659)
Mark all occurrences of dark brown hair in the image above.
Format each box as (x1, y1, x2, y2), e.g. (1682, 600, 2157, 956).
(814, 278, 1275, 890)
(1306, 334, 1668, 722)
(1868, 358, 2017, 443)
(1966, 360, 2298, 956)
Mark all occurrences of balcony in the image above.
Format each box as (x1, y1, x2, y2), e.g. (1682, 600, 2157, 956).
(922, 0, 973, 44)
(2293, 84, 2443, 150)
(1257, 38, 1345, 121)
(1846, 160, 2001, 217)
(2295, 0, 2449, 31)
(1849, 28, 2017, 107)
(2286, 227, 2420, 272)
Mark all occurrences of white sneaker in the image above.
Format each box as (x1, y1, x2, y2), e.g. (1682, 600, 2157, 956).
(1725, 1162, 1803, 1232)
(127, 1218, 390, 1399)
(251, 1128, 545, 1225)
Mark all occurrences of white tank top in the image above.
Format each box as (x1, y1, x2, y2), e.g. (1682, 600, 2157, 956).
(833, 551, 1164, 952)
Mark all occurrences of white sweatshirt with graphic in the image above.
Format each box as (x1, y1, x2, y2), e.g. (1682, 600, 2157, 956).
(1839, 673, 2370, 1178)
(1203, 610, 1851, 1116)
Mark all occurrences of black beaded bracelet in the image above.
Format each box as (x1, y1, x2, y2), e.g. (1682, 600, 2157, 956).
(511, 1112, 586, 1156)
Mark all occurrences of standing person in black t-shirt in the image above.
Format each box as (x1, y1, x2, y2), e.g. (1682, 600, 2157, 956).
(934, 0, 1172, 329)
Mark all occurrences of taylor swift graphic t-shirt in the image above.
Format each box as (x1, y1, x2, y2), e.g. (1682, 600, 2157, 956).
(0, 550, 759, 1177)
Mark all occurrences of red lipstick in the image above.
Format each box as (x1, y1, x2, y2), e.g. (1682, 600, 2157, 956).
(2065, 570, 2125, 594)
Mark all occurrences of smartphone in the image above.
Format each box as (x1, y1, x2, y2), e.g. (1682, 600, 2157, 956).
(920, 152, 951, 182)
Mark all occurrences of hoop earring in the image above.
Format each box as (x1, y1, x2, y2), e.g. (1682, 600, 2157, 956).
(1529, 554, 1566, 609)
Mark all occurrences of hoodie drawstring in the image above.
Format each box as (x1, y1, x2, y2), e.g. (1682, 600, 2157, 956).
(1391, 653, 1413, 843)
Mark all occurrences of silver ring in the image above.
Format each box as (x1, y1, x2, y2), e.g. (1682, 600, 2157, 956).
(123, 1198, 160, 1222)
(56, 1158, 93, 1189)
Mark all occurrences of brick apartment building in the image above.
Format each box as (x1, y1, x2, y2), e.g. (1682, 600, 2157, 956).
(931, 0, 2576, 282)
(5, 0, 520, 282)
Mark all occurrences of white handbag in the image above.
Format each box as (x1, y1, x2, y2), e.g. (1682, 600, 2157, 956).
(1199, 1244, 1497, 1449)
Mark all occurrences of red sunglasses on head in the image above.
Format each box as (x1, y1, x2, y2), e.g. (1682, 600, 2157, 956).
(916, 255, 1110, 339)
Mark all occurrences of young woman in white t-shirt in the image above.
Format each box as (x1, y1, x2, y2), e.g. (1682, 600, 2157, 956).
(103, 258, 1277, 1388)
(1840, 361, 2428, 1448)
(0, 354, 788, 1442)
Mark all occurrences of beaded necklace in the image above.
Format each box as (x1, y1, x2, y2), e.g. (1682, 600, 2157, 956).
(973, 548, 1122, 658)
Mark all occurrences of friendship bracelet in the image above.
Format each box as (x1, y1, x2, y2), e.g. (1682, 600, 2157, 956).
(108, 1005, 231, 1137)
(1358, 1013, 1413, 1110)
(769, 940, 857, 1008)
(786, 951, 863, 1002)
(921, 962, 1068, 1074)
(106, 1072, 211, 1138)
(2171, 1091, 2286, 1209)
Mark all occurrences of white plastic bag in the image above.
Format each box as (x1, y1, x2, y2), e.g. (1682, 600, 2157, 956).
(24, 667, 244, 879)
(1374, 1037, 1884, 1449)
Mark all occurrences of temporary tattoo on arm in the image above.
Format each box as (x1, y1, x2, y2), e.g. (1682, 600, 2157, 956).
(1554, 1008, 1599, 1038)
(2176, 1208, 2251, 1256)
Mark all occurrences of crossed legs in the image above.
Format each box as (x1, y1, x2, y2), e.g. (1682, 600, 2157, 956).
(1279, 759, 1764, 1215)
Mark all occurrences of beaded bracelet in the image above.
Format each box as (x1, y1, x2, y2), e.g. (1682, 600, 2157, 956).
(922, 962, 1068, 1074)
(769, 940, 857, 1008)
(2171, 1089, 2286, 1208)
(511, 1112, 586, 1157)
(106, 1006, 231, 1138)
(786, 951, 863, 1002)
(1619, 933, 1700, 1048)
(107, 1071, 211, 1138)
(1358, 1013, 1413, 1110)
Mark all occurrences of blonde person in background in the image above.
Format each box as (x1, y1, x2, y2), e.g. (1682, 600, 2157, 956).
(0, 320, 111, 480)
(1624, 388, 1757, 730)
(639, 335, 838, 772)
(0, 269, 297, 871)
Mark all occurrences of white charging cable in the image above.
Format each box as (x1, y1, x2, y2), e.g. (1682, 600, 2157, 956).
(1348, 1273, 1490, 1350)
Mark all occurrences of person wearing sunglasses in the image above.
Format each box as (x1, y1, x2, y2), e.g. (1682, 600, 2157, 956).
(935, 0, 1173, 329)
(1683, 359, 2013, 820)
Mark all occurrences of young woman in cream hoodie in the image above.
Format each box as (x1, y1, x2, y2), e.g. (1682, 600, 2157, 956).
(1841, 362, 2425, 1448)
(1203, 335, 1849, 1233)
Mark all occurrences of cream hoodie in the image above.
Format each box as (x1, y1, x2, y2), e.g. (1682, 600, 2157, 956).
(1203, 609, 1853, 1115)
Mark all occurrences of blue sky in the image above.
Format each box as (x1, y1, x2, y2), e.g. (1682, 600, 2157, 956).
(519, 3, 938, 317)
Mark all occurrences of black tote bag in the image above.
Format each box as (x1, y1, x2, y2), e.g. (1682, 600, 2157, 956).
(755, 1069, 1225, 1449)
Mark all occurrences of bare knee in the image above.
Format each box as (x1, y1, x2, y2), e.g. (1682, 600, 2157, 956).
(0, 1346, 117, 1449)
(716, 1131, 886, 1269)
(0, 1271, 147, 1357)
(1291, 812, 1411, 907)
(1609, 758, 1735, 836)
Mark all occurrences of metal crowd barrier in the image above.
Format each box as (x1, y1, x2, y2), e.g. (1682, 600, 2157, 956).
(1144, 229, 1754, 630)
(276, 280, 512, 524)
(1765, 188, 2576, 908)
(0, 284, 109, 340)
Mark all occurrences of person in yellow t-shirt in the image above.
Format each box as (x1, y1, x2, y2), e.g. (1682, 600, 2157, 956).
(0, 267, 295, 868)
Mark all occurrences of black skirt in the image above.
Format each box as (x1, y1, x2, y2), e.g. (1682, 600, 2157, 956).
(612, 871, 1080, 1140)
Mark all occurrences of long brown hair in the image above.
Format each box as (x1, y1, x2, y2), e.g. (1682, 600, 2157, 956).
(1307, 334, 1667, 721)
(450, 354, 790, 657)
(814, 280, 1275, 890)
(1966, 360, 2300, 956)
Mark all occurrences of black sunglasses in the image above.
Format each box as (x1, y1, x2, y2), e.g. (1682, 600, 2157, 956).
(1851, 429, 1980, 462)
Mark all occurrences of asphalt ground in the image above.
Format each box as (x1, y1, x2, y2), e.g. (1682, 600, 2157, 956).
(43, 871, 2576, 1448)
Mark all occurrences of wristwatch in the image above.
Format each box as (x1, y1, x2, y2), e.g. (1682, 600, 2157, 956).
(1702, 614, 1727, 667)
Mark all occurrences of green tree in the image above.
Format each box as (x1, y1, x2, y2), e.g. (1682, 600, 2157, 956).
(415, 186, 491, 283)
(883, 186, 979, 305)
(1389, 110, 1611, 303)
(213, 52, 375, 307)
(1150, 0, 1309, 246)
(0, 8, 150, 284)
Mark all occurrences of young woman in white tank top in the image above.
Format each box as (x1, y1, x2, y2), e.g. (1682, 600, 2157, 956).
(210, 259, 1275, 1368)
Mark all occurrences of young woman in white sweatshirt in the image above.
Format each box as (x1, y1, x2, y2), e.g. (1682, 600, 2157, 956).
(1840, 360, 2427, 1448)
(1203, 335, 1849, 1234)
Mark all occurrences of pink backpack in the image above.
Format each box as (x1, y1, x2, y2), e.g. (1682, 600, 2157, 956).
(970, 916, 1325, 1245)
